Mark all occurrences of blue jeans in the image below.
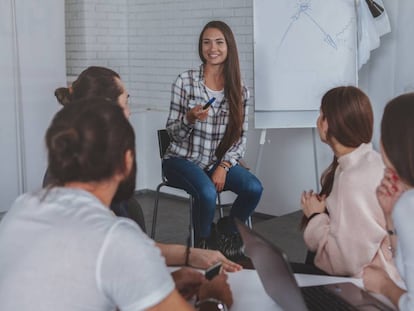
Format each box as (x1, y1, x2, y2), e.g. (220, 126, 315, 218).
(162, 157, 263, 239)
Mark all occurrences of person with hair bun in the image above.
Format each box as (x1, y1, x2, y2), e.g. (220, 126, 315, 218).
(300, 86, 400, 281)
(46, 67, 131, 212)
(0, 99, 233, 311)
(49, 66, 241, 275)
(363, 93, 414, 310)
(54, 66, 130, 117)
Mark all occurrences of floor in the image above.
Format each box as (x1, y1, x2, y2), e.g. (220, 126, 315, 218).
(138, 191, 307, 263)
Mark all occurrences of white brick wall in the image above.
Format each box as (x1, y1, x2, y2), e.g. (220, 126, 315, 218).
(65, 0, 129, 82)
(65, 0, 253, 111)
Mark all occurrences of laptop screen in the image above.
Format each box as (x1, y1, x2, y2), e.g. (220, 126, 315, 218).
(235, 219, 395, 311)
(235, 219, 308, 311)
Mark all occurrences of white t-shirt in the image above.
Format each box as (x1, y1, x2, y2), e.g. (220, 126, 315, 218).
(0, 187, 174, 311)
(205, 85, 225, 113)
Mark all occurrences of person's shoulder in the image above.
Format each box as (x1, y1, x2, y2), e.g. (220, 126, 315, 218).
(1, 191, 34, 221)
(363, 145, 383, 164)
(12, 191, 35, 205)
(357, 148, 383, 172)
(341, 147, 383, 187)
(7, 189, 57, 214)
(393, 190, 414, 228)
(395, 189, 414, 212)
(348, 144, 384, 171)
(177, 66, 202, 80)
(173, 67, 202, 91)
(106, 217, 151, 246)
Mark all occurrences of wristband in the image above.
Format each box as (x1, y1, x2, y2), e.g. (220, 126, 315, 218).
(185, 236, 191, 266)
(219, 164, 229, 172)
(307, 212, 321, 221)
(195, 298, 228, 311)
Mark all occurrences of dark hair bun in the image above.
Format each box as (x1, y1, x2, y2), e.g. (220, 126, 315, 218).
(54, 87, 72, 106)
(46, 98, 135, 185)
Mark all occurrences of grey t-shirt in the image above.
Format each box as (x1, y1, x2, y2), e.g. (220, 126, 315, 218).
(0, 187, 174, 311)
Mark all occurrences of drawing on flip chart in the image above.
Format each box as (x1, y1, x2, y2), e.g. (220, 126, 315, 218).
(254, 0, 358, 122)
(277, 0, 355, 55)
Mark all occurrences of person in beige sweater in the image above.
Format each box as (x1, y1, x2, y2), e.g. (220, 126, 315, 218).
(300, 86, 400, 282)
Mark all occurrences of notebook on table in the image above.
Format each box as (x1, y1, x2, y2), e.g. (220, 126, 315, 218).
(235, 219, 394, 311)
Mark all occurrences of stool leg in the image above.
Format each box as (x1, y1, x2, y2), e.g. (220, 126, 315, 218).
(189, 196, 194, 247)
(247, 216, 253, 229)
(151, 183, 164, 239)
(217, 193, 225, 218)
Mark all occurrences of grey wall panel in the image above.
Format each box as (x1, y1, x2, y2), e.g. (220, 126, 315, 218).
(0, 0, 66, 211)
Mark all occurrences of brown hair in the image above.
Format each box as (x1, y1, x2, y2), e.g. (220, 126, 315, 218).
(46, 97, 135, 184)
(301, 86, 373, 230)
(319, 86, 373, 197)
(381, 93, 414, 187)
(198, 21, 244, 160)
(55, 66, 122, 106)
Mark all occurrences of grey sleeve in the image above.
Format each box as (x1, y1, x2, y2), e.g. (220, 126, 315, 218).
(96, 220, 175, 311)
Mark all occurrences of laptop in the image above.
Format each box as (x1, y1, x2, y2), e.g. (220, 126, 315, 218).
(235, 219, 394, 311)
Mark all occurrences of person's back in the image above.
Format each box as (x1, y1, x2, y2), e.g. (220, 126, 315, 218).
(0, 187, 173, 311)
(0, 98, 233, 311)
(306, 142, 396, 276)
(300, 86, 399, 280)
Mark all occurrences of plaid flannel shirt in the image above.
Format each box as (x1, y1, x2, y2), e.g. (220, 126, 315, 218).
(165, 65, 249, 170)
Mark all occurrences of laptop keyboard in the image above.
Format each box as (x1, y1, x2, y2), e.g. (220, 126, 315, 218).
(301, 285, 358, 311)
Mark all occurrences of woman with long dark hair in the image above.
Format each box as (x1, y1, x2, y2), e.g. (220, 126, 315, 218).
(363, 93, 414, 310)
(300, 86, 400, 281)
(163, 21, 263, 259)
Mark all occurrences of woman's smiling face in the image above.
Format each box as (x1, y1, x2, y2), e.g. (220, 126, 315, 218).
(201, 27, 228, 66)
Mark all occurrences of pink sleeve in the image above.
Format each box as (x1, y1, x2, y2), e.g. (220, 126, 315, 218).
(304, 167, 386, 276)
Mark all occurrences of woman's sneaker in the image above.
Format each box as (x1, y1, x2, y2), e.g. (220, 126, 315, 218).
(216, 216, 247, 261)
(216, 231, 246, 261)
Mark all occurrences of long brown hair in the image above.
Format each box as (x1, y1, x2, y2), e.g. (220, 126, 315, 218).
(381, 93, 414, 187)
(301, 86, 373, 229)
(198, 21, 244, 160)
(319, 86, 373, 197)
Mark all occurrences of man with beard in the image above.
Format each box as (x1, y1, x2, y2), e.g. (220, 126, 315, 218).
(0, 99, 233, 311)
(48, 66, 242, 274)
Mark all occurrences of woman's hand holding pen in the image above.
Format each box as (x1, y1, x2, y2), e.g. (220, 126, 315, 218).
(186, 105, 209, 124)
(301, 190, 326, 218)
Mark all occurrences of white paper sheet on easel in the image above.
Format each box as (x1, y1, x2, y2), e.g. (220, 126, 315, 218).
(254, 0, 358, 128)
